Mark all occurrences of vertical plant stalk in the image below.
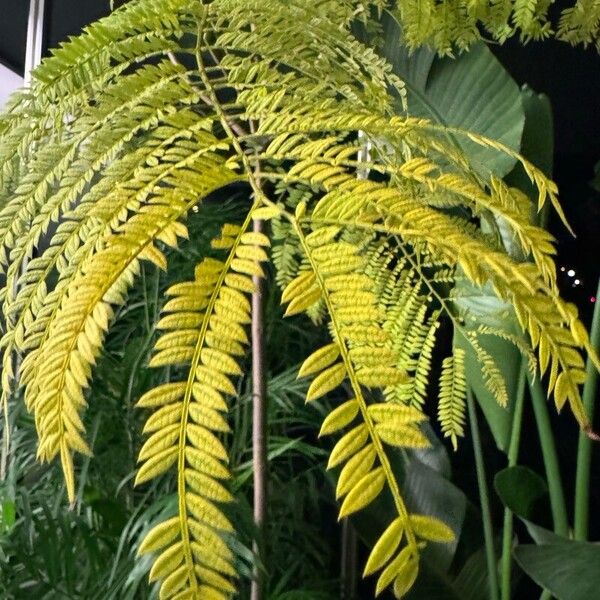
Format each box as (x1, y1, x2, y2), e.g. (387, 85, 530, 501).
(574, 279, 600, 540)
(468, 389, 500, 600)
(528, 375, 569, 536)
(340, 519, 358, 599)
(500, 362, 528, 600)
(250, 218, 268, 600)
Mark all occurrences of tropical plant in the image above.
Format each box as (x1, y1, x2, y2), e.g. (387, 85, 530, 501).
(0, 201, 336, 599)
(0, 1, 599, 598)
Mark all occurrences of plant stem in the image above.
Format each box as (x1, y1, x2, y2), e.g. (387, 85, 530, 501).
(574, 279, 600, 540)
(250, 218, 268, 600)
(528, 375, 569, 536)
(468, 389, 500, 600)
(500, 362, 528, 600)
(340, 519, 358, 599)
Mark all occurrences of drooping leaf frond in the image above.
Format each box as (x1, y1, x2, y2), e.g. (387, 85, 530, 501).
(286, 227, 454, 596)
(438, 349, 467, 451)
(364, 243, 444, 409)
(135, 217, 269, 598)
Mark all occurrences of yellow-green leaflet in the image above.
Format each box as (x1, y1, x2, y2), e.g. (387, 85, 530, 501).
(319, 399, 359, 436)
(364, 518, 404, 576)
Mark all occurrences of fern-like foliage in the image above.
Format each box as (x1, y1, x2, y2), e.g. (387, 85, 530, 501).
(286, 228, 452, 596)
(365, 244, 444, 410)
(0, 0, 599, 597)
(392, 0, 600, 53)
(134, 219, 269, 598)
(438, 349, 467, 451)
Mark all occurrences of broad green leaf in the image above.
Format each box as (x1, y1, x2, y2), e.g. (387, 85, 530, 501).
(495, 465, 567, 545)
(505, 87, 554, 206)
(405, 561, 462, 600)
(514, 543, 600, 600)
(494, 465, 548, 521)
(521, 520, 567, 546)
(451, 545, 498, 600)
(381, 12, 524, 178)
(503, 86, 555, 243)
(405, 544, 498, 600)
(453, 297, 521, 452)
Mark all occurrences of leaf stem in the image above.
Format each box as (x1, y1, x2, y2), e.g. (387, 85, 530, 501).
(174, 206, 257, 591)
(467, 388, 500, 600)
(574, 279, 600, 541)
(528, 375, 569, 537)
(340, 519, 358, 600)
(294, 223, 417, 552)
(500, 362, 528, 600)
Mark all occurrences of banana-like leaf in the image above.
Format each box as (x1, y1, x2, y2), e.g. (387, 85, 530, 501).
(494, 464, 568, 546)
(380, 12, 524, 178)
(452, 88, 555, 451)
(494, 465, 548, 521)
(346, 425, 466, 583)
(505, 86, 554, 229)
(514, 543, 600, 600)
(406, 546, 491, 600)
(453, 292, 522, 452)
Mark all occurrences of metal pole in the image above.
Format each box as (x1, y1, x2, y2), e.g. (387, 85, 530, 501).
(24, 0, 46, 84)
